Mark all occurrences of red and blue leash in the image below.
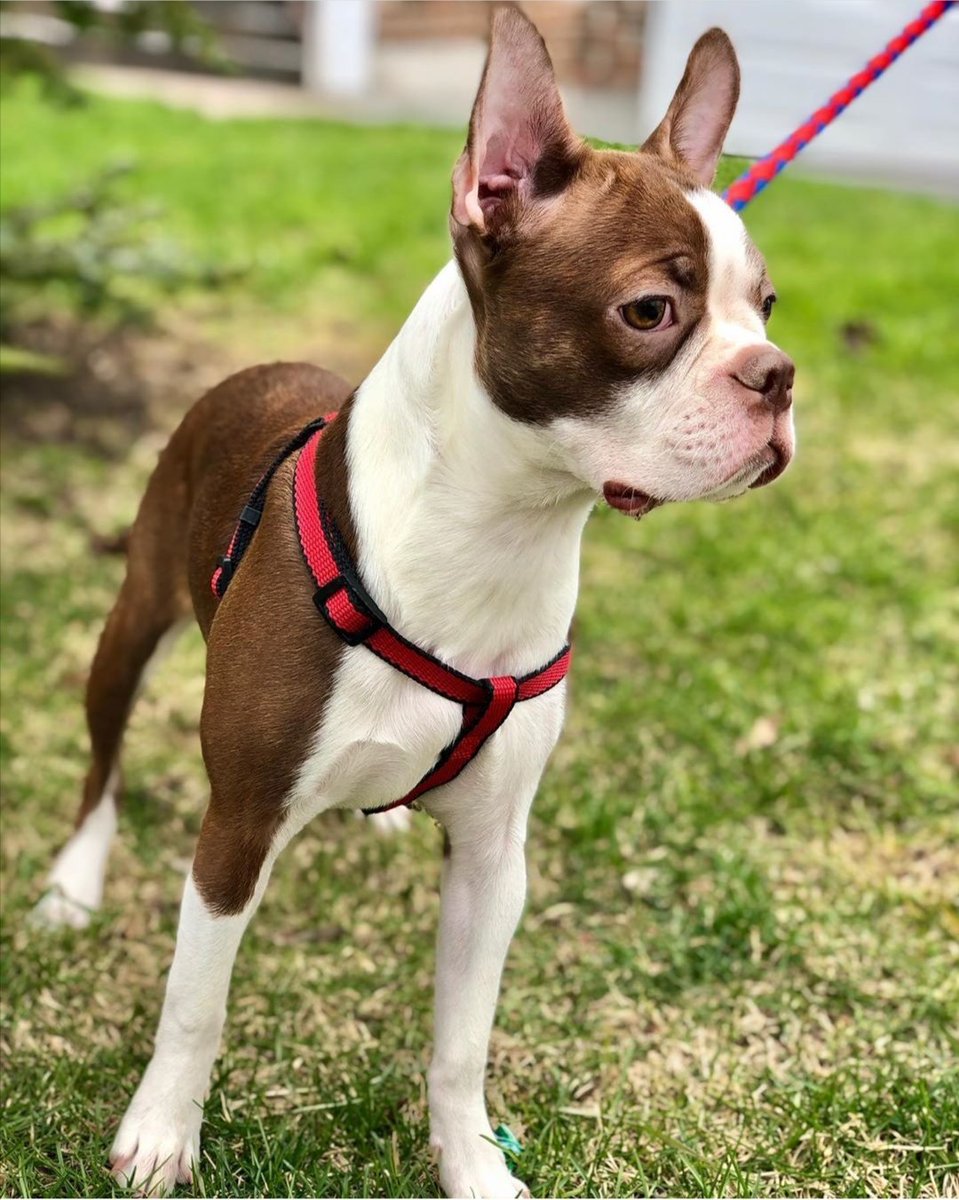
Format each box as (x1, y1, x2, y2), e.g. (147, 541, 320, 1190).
(722, 0, 954, 212)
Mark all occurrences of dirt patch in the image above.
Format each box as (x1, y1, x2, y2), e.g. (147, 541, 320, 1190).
(1, 315, 236, 454)
(1, 307, 383, 456)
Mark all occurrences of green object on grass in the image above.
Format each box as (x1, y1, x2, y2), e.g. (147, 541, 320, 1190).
(494, 1124, 523, 1158)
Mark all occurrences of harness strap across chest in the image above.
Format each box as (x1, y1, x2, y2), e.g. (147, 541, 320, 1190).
(211, 414, 571, 815)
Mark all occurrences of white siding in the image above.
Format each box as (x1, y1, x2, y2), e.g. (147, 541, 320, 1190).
(640, 1, 959, 192)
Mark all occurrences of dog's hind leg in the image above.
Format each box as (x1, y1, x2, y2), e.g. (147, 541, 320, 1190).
(33, 449, 193, 929)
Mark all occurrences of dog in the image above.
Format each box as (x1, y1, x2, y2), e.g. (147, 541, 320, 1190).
(33, 7, 794, 1197)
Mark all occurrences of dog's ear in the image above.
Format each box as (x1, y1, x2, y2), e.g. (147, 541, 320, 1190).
(642, 28, 740, 186)
(452, 5, 582, 238)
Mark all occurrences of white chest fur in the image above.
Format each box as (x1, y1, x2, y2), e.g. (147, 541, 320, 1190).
(286, 644, 567, 829)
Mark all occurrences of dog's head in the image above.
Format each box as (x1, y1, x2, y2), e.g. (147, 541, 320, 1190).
(451, 7, 794, 516)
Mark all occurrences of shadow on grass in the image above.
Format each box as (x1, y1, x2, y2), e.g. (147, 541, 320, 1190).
(0, 315, 231, 457)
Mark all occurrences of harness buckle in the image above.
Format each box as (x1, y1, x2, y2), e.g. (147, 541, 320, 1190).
(314, 577, 383, 646)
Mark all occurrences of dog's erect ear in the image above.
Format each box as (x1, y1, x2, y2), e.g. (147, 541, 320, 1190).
(642, 28, 740, 186)
(452, 5, 581, 237)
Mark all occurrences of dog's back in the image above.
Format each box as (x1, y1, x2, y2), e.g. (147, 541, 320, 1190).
(172, 362, 353, 633)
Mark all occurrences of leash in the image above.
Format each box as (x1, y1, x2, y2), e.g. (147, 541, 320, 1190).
(722, 0, 954, 211)
(212, 413, 571, 815)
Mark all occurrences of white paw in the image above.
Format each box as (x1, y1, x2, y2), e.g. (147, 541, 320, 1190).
(109, 1096, 201, 1196)
(433, 1133, 530, 1199)
(31, 791, 117, 929)
(30, 887, 95, 930)
(362, 806, 413, 837)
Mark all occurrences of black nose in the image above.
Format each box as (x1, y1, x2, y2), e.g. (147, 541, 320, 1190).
(734, 348, 795, 414)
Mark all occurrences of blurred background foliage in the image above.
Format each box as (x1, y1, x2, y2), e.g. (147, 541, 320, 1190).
(0, 0, 218, 95)
(0, 0, 223, 366)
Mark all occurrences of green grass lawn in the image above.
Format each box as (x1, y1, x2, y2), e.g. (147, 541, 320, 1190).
(1, 84, 958, 1199)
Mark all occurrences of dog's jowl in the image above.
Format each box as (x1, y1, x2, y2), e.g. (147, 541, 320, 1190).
(34, 8, 794, 1198)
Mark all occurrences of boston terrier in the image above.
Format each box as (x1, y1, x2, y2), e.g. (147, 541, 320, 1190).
(34, 7, 794, 1196)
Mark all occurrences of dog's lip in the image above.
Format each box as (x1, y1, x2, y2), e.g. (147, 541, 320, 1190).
(748, 440, 789, 490)
(602, 481, 662, 517)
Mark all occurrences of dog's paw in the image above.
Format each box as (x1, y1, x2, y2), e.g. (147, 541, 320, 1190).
(432, 1132, 531, 1199)
(109, 1101, 201, 1196)
(29, 887, 95, 930)
(362, 806, 413, 837)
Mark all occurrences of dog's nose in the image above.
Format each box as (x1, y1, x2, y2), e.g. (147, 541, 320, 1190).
(732, 347, 795, 414)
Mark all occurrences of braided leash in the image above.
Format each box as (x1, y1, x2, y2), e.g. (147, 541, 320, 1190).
(723, 0, 955, 211)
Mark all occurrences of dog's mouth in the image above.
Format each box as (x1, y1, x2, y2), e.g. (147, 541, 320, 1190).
(604, 437, 791, 517)
(712, 439, 792, 498)
(748, 439, 790, 490)
(602, 482, 661, 518)
(604, 442, 790, 517)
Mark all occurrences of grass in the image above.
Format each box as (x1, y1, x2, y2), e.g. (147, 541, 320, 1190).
(2, 83, 958, 1199)
(0, 77, 462, 333)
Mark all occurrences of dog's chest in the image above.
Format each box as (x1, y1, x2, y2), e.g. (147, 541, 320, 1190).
(285, 647, 567, 825)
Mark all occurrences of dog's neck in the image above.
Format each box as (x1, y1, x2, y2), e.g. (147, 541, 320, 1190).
(348, 261, 595, 678)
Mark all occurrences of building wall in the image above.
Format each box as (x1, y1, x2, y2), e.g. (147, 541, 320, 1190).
(377, 0, 646, 89)
(640, 1, 959, 192)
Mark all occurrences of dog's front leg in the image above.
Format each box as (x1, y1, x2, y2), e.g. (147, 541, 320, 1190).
(109, 818, 281, 1197)
(429, 814, 531, 1199)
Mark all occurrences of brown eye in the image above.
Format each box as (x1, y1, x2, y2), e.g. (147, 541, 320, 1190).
(621, 296, 672, 331)
(762, 294, 777, 322)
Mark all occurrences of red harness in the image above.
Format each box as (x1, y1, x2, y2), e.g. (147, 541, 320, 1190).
(212, 414, 571, 815)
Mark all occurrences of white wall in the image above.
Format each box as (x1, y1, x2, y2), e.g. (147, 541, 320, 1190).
(640, 1, 959, 192)
(303, 0, 375, 97)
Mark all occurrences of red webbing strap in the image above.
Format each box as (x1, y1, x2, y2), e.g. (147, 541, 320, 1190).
(517, 646, 572, 699)
(293, 428, 344, 593)
(294, 428, 493, 705)
(292, 424, 571, 814)
(210, 526, 240, 598)
(390, 675, 519, 811)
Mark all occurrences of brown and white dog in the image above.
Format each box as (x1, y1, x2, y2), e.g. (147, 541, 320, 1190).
(34, 8, 794, 1198)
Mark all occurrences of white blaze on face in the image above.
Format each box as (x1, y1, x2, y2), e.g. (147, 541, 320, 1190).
(687, 188, 768, 351)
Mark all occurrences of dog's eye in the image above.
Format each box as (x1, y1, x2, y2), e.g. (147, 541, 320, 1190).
(621, 296, 672, 331)
(761, 294, 777, 322)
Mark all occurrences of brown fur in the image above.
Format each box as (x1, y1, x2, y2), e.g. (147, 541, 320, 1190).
(79, 364, 357, 913)
(457, 150, 713, 425)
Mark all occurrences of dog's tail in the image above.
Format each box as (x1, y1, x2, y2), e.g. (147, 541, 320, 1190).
(91, 526, 131, 556)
